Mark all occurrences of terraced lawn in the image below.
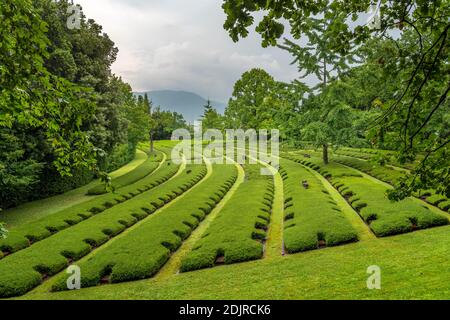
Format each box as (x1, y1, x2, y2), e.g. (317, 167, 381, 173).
(284, 153, 449, 237)
(1, 143, 449, 300)
(0, 149, 149, 228)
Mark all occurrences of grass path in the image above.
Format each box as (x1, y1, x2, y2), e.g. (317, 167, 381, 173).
(155, 159, 245, 279)
(304, 166, 376, 242)
(0, 149, 148, 228)
(259, 162, 284, 259)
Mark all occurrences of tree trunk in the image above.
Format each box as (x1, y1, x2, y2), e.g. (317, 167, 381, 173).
(150, 131, 154, 153)
(322, 143, 329, 164)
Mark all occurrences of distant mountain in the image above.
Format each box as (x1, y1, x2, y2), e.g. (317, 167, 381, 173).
(134, 90, 227, 123)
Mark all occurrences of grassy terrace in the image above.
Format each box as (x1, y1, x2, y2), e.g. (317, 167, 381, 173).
(22, 224, 450, 300)
(0, 149, 149, 228)
(50, 162, 237, 289)
(0, 150, 175, 257)
(0, 144, 448, 300)
(284, 152, 448, 237)
(332, 154, 450, 212)
(180, 164, 274, 271)
(280, 158, 358, 253)
(0, 157, 204, 297)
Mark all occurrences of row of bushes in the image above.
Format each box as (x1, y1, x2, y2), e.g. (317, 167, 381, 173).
(280, 158, 358, 253)
(86, 150, 163, 195)
(334, 155, 406, 184)
(335, 147, 420, 170)
(53, 164, 238, 290)
(334, 155, 450, 212)
(0, 162, 207, 298)
(0, 151, 175, 257)
(287, 154, 448, 237)
(180, 164, 274, 272)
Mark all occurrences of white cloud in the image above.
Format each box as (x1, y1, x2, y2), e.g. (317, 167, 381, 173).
(76, 0, 300, 101)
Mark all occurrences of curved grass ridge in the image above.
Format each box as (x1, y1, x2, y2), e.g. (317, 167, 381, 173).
(333, 155, 450, 213)
(286, 154, 448, 237)
(86, 150, 163, 195)
(0, 163, 208, 298)
(280, 158, 358, 253)
(0, 155, 177, 258)
(52, 164, 238, 290)
(180, 164, 274, 272)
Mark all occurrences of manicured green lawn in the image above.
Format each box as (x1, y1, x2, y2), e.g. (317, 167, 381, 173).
(22, 223, 450, 300)
(2, 143, 450, 300)
(0, 149, 148, 228)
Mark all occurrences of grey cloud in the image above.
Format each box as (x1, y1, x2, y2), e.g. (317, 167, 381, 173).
(76, 0, 302, 102)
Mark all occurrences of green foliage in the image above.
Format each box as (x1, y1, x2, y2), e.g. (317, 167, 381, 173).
(0, 152, 176, 256)
(86, 151, 163, 195)
(201, 100, 224, 131)
(0, 161, 204, 298)
(151, 107, 188, 140)
(181, 164, 273, 272)
(222, 0, 450, 199)
(280, 158, 357, 253)
(53, 164, 237, 289)
(0, 220, 7, 240)
(0, 131, 44, 208)
(289, 154, 448, 237)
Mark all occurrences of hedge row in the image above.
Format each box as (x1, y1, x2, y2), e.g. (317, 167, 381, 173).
(334, 155, 406, 184)
(334, 155, 450, 213)
(335, 148, 421, 170)
(0, 156, 177, 257)
(280, 158, 358, 253)
(0, 163, 206, 298)
(86, 150, 164, 195)
(287, 155, 448, 237)
(180, 164, 274, 272)
(52, 164, 238, 290)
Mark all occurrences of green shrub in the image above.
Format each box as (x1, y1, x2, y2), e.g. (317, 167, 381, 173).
(285, 153, 448, 238)
(181, 164, 273, 272)
(52, 164, 237, 290)
(281, 158, 358, 253)
(87, 150, 163, 195)
(0, 163, 207, 298)
(0, 153, 176, 256)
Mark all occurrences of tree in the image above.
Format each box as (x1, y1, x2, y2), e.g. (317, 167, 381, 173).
(300, 81, 359, 164)
(222, 0, 450, 197)
(201, 100, 224, 131)
(0, 220, 7, 239)
(225, 69, 278, 130)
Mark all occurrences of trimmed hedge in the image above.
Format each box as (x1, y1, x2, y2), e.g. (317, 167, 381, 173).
(333, 155, 450, 212)
(280, 158, 358, 253)
(286, 154, 448, 237)
(180, 164, 274, 272)
(0, 154, 176, 257)
(52, 164, 238, 290)
(86, 150, 163, 195)
(335, 147, 421, 170)
(0, 164, 207, 298)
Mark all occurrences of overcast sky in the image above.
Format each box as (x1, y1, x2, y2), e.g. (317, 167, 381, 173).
(76, 0, 301, 102)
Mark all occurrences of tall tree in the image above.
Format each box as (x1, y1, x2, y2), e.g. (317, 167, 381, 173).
(222, 0, 450, 197)
(225, 69, 277, 130)
(201, 100, 224, 131)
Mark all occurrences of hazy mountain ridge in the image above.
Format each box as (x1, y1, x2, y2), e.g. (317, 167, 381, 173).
(134, 90, 227, 123)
